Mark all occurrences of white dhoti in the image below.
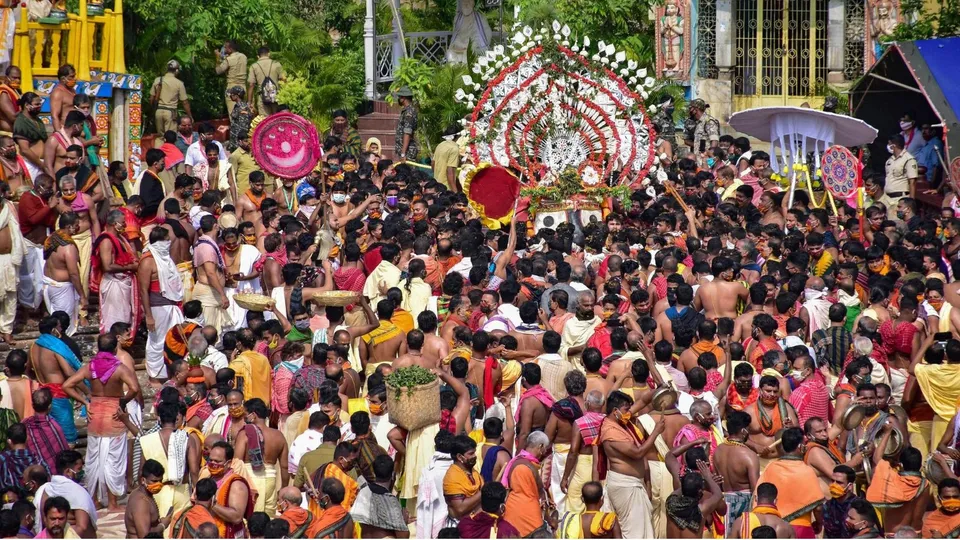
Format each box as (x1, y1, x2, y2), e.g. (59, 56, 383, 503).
(225, 245, 262, 330)
(42, 276, 79, 335)
(85, 433, 127, 503)
(18, 238, 43, 310)
(550, 444, 570, 513)
(85, 396, 129, 504)
(244, 462, 278, 517)
(0, 201, 23, 334)
(264, 286, 287, 321)
(605, 470, 654, 538)
(192, 282, 233, 333)
(146, 304, 183, 378)
(98, 273, 134, 334)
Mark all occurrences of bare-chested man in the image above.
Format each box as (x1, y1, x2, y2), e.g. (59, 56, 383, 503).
(544, 370, 586, 512)
(582, 348, 613, 397)
(733, 282, 777, 341)
(3, 350, 34, 420)
(50, 64, 77, 132)
(516, 362, 550, 450)
(28, 316, 82, 443)
(235, 170, 266, 224)
(359, 299, 406, 377)
(233, 398, 289, 517)
(0, 137, 27, 198)
(746, 375, 799, 461)
(124, 459, 168, 537)
(804, 416, 857, 499)
(393, 330, 436, 370)
(63, 333, 140, 511)
(465, 330, 502, 417)
(560, 390, 604, 509)
(713, 410, 761, 531)
(599, 390, 666, 537)
(44, 111, 85, 175)
(605, 332, 646, 390)
(0, 66, 21, 135)
(159, 174, 196, 223)
(42, 212, 87, 334)
(694, 256, 749, 321)
(159, 199, 196, 265)
(415, 311, 449, 366)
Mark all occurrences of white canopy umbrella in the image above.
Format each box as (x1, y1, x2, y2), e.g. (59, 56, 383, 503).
(728, 106, 879, 208)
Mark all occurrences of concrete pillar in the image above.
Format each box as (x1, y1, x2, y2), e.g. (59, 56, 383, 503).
(364, 0, 375, 99)
(827, 0, 845, 83)
(715, 0, 734, 79)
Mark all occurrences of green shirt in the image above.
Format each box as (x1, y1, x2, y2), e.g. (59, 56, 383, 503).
(293, 444, 358, 488)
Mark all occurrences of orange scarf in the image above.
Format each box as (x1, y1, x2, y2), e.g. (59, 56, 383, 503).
(692, 340, 723, 359)
(311, 505, 351, 538)
(245, 189, 266, 210)
(865, 460, 926, 507)
(170, 504, 222, 538)
(278, 507, 325, 538)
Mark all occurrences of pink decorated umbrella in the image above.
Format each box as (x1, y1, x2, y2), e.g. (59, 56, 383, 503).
(251, 112, 321, 179)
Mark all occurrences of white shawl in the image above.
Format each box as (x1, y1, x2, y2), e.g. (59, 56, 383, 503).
(145, 240, 183, 301)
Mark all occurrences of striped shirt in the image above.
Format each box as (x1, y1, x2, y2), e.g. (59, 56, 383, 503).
(23, 414, 68, 473)
(812, 326, 853, 374)
(0, 449, 47, 487)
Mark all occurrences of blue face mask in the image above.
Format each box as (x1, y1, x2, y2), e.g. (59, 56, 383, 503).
(706, 158, 716, 168)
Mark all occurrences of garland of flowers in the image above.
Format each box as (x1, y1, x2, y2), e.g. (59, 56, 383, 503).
(458, 16, 660, 189)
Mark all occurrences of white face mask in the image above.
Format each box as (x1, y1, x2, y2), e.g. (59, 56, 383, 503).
(332, 193, 347, 204)
(790, 369, 805, 382)
(900, 121, 914, 131)
(887, 144, 895, 154)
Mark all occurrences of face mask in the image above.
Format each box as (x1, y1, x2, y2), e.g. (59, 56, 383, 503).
(268, 336, 279, 349)
(615, 409, 633, 425)
(790, 369, 805, 382)
(943, 498, 960, 512)
(243, 234, 257, 245)
(145, 482, 164, 495)
(183, 393, 196, 406)
(332, 193, 346, 204)
(61, 193, 77, 203)
(72, 469, 85, 484)
(342, 163, 357, 173)
(706, 158, 716, 168)
(207, 463, 225, 476)
(900, 121, 914, 131)
(368, 401, 385, 415)
(931, 299, 944, 311)
(887, 144, 895, 153)
(229, 406, 245, 418)
(208, 397, 221, 409)
(829, 482, 846, 499)
(896, 210, 906, 220)
(386, 196, 398, 207)
(294, 320, 311, 331)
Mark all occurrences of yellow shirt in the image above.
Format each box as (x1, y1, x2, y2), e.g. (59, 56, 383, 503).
(432, 139, 460, 188)
(229, 147, 259, 194)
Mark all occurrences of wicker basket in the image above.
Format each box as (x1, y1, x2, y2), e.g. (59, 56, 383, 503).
(386, 378, 441, 431)
(233, 293, 274, 311)
(312, 290, 360, 307)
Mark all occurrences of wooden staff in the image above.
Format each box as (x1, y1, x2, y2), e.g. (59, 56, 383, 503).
(664, 183, 690, 213)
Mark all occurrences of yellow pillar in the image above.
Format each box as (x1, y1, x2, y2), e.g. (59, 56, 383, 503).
(15, 5, 33, 93)
(112, 0, 125, 73)
(77, 0, 90, 79)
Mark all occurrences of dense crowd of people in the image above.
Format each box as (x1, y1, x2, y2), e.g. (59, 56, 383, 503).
(0, 45, 952, 539)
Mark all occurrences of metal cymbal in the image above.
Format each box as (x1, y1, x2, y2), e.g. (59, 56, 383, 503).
(841, 404, 866, 431)
(651, 385, 678, 412)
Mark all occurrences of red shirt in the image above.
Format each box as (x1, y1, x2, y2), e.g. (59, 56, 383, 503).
(18, 190, 57, 235)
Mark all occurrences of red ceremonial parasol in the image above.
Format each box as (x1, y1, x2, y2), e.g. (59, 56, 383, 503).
(251, 112, 321, 179)
(462, 163, 521, 230)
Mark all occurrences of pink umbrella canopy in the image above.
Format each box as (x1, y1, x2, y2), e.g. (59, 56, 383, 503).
(251, 112, 321, 179)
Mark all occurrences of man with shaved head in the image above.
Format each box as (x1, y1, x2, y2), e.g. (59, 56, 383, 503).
(276, 485, 324, 538)
(559, 292, 601, 365)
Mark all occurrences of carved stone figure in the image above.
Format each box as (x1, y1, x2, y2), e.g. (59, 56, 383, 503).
(865, 0, 899, 69)
(656, 0, 691, 81)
